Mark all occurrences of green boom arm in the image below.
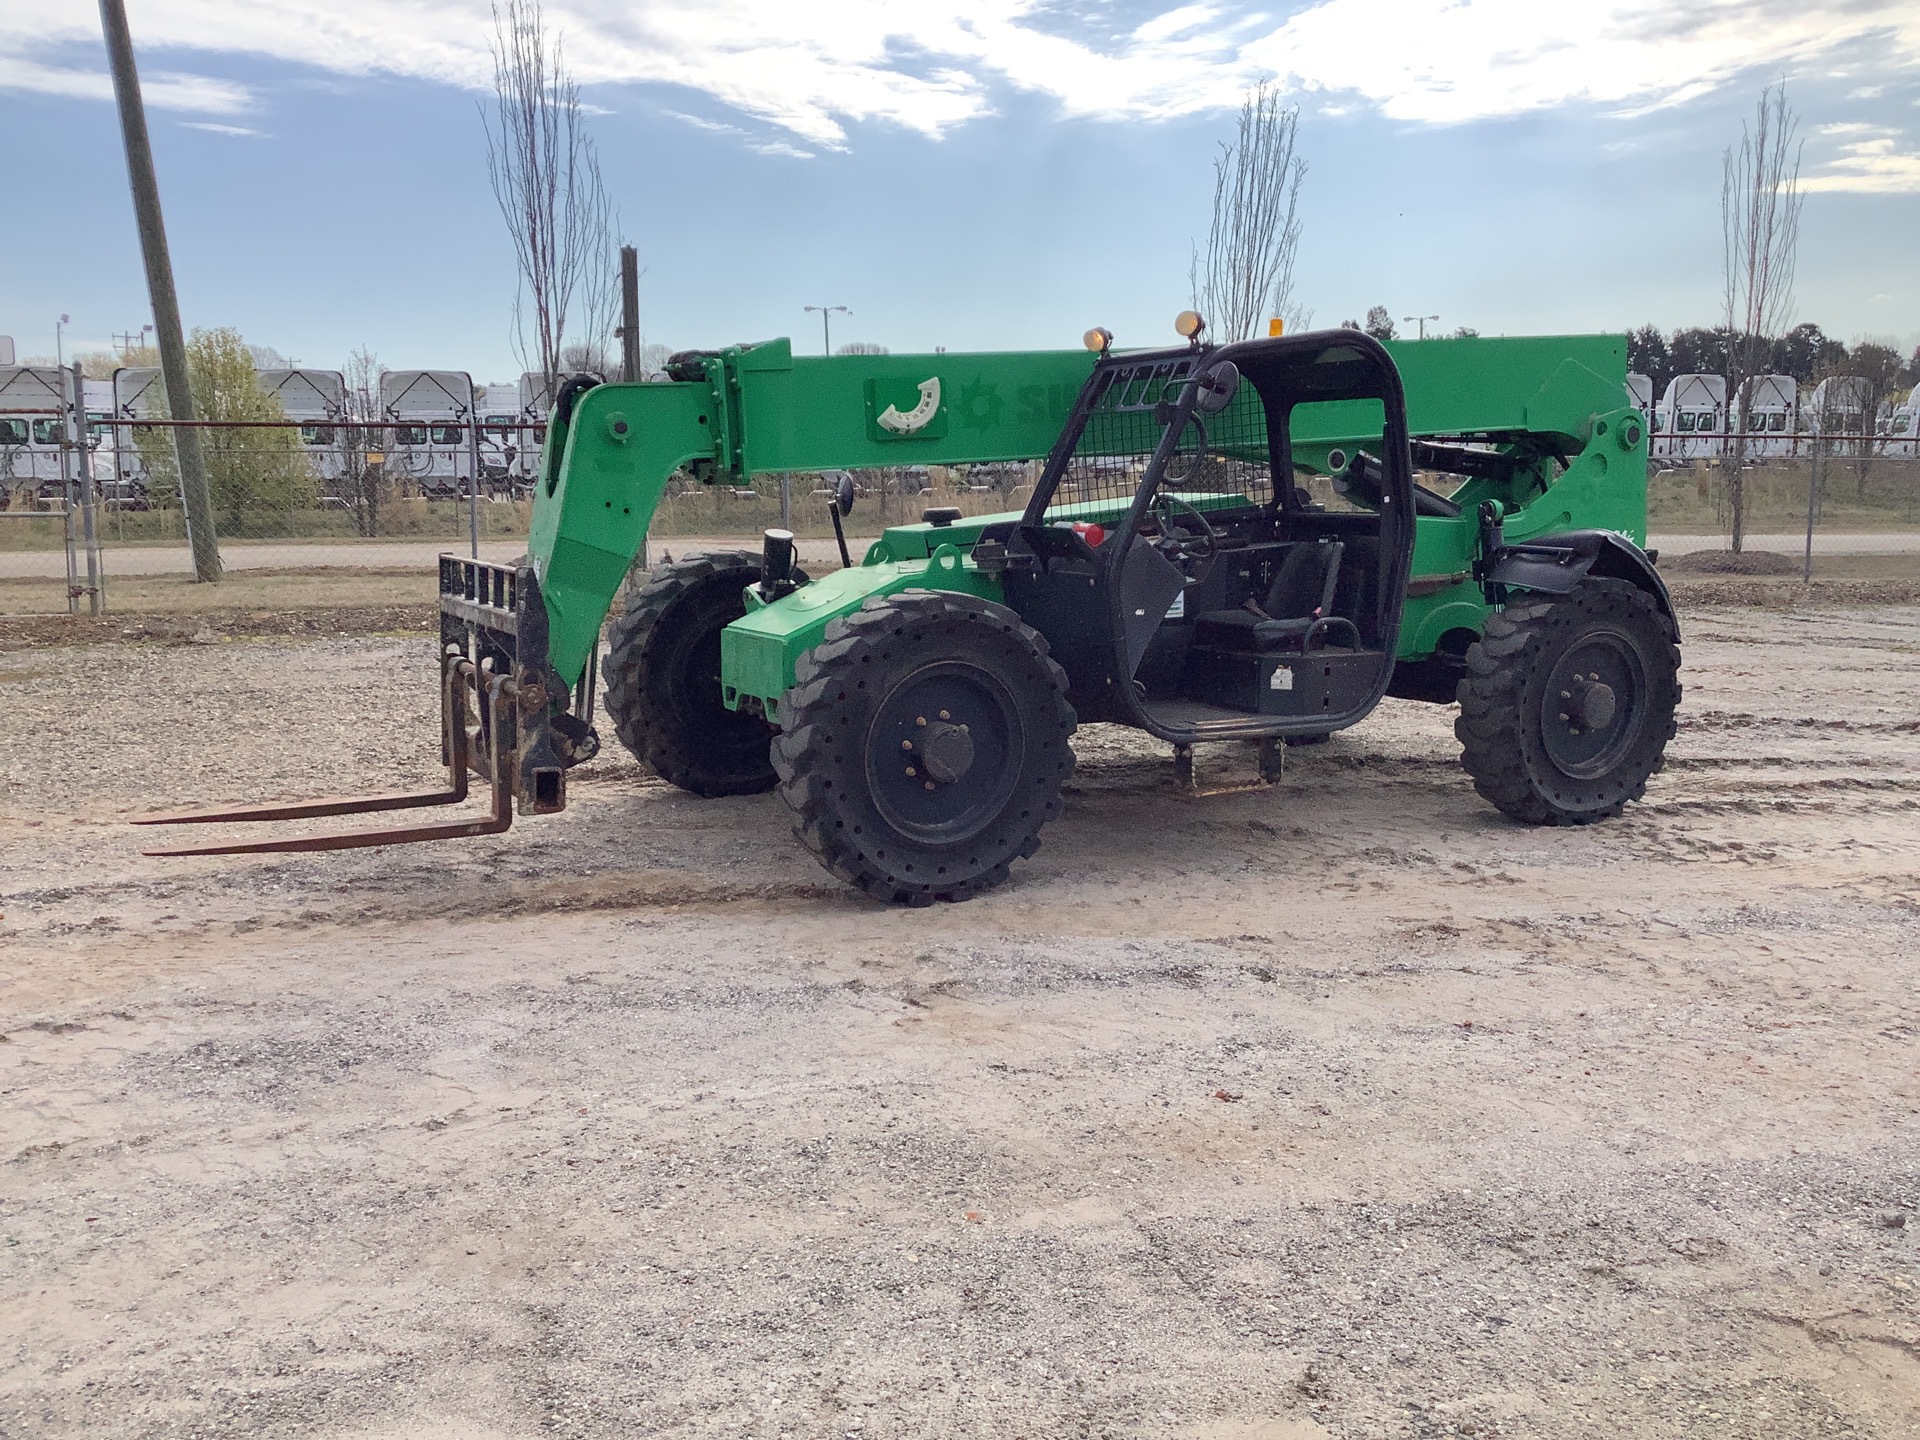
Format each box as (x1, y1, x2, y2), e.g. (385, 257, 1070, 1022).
(526, 339, 1097, 684)
(525, 333, 1645, 692)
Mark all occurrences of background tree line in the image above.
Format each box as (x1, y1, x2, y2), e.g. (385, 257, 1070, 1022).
(1627, 322, 1917, 409)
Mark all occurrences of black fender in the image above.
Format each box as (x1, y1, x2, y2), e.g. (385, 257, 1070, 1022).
(1486, 530, 1677, 636)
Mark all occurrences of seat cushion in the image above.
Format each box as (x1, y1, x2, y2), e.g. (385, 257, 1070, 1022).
(1194, 610, 1313, 653)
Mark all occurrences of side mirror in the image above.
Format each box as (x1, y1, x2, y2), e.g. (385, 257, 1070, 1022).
(1194, 360, 1240, 414)
(833, 471, 856, 517)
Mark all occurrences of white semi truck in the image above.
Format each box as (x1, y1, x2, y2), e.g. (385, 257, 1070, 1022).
(1653, 374, 1727, 461)
(259, 369, 349, 489)
(380, 370, 475, 499)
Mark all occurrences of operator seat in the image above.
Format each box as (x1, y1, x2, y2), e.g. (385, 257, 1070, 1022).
(1193, 537, 1361, 652)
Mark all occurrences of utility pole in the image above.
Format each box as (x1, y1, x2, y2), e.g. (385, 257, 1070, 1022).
(98, 0, 221, 582)
(803, 304, 850, 355)
(1403, 314, 1440, 340)
(618, 245, 641, 382)
(113, 324, 153, 358)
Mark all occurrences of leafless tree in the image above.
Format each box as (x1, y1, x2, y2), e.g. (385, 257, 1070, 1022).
(639, 342, 673, 379)
(834, 342, 890, 356)
(558, 339, 614, 377)
(338, 345, 390, 537)
(483, 0, 619, 395)
(1722, 81, 1803, 553)
(1844, 340, 1903, 499)
(1191, 84, 1308, 343)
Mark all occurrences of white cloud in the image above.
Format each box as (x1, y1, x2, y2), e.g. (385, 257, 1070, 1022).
(663, 110, 748, 137)
(0, 53, 253, 113)
(750, 140, 817, 160)
(180, 120, 265, 137)
(1, 0, 1916, 144)
(1241, 0, 1920, 125)
(1803, 125, 1920, 193)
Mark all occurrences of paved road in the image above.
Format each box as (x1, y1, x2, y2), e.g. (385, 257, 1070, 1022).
(2, 531, 1916, 581)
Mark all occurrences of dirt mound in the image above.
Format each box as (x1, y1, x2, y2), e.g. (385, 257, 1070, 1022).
(1663, 548, 1801, 576)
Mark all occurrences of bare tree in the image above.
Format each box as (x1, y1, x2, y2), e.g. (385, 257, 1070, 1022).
(483, 0, 619, 395)
(1722, 81, 1803, 553)
(558, 339, 614, 377)
(1845, 339, 1903, 499)
(1191, 84, 1307, 343)
(338, 345, 390, 537)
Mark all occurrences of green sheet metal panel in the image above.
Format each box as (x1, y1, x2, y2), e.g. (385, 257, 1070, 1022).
(721, 547, 1001, 718)
(731, 339, 1096, 473)
(527, 380, 719, 684)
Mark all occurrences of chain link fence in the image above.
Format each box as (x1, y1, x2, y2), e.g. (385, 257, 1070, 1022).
(0, 398, 1053, 614)
(6, 394, 1916, 619)
(1, 411, 541, 614)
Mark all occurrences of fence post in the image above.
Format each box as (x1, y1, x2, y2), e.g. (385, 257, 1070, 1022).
(69, 364, 103, 614)
(780, 472, 791, 530)
(62, 455, 79, 616)
(466, 416, 481, 559)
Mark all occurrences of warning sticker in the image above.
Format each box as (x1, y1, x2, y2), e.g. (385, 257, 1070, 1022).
(1164, 590, 1186, 620)
(1269, 664, 1294, 691)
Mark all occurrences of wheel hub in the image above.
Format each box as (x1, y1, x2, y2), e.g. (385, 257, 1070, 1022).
(867, 665, 1023, 846)
(1565, 675, 1617, 733)
(916, 721, 975, 784)
(1541, 632, 1647, 780)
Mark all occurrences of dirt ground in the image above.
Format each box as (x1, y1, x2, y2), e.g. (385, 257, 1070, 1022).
(1, 595, 1917, 1439)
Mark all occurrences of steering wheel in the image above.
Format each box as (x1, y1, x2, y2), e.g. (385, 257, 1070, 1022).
(1150, 491, 1219, 570)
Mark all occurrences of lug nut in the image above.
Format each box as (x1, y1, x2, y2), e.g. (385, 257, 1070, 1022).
(905, 766, 916, 777)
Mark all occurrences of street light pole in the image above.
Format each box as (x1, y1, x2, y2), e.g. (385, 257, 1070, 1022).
(803, 304, 850, 355)
(98, 0, 221, 582)
(56, 314, 70, 371)
(1402, 314, 1440, 340)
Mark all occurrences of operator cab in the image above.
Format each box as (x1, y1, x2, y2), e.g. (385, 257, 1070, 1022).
(992, 330, 1415, 744)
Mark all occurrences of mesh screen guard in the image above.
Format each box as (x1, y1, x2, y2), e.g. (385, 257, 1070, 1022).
(1033, 355, 1275, 517)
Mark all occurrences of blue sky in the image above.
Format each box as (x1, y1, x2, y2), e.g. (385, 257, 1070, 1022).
(3, 0, 1917, 382)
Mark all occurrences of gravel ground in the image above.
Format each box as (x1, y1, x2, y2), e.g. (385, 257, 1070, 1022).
(1, 600, 1917, 1439)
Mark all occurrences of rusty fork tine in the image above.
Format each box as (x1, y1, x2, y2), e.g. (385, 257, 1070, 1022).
(137, 804, 511, 857)
(139, 663, 512, 858)
(132, 787, 468, 826)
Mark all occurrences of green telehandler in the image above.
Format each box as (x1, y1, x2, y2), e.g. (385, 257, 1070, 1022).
(143, 320, 1681, 905)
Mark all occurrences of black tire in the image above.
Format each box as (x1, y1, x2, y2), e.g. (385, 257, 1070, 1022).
(1455, 577, 1680, 825)
(773, 591, 1077, 905)
(602, 551, 792, 797)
